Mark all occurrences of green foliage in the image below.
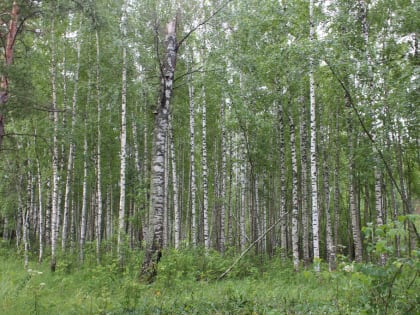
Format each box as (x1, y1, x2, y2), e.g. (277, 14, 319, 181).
(0, 247, 418, 314)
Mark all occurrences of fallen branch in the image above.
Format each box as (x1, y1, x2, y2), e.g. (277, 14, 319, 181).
(218, 212, 288, 280)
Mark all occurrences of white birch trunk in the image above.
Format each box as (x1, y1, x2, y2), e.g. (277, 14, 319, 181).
(278, 102, 287, 259)
(23, 173, 31, 269)
(79, 123, 89, 263)
(202, 86, 210, 250)
(141, 19, 177, 282)
(117, 2, 128, 263)
(375, 167, 386, 265)
(290, 115, 300, 271)
(220, 97, 227, 253)
(50, 21, 60, 271)
(45, 179, 51, 247)
(309, 0, 320, 272)
(240, 142, 247, 251)
(37, 159, 43, 263)
(188, 79, 197, 247)
(163, 135, 169, 248)
(299, 101, 310, 266)
(95, 30, 103, 263)
(106, 187, 113, 242)
(169, 114, 180, 249)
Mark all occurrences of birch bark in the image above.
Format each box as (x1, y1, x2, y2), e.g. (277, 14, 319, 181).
(309, 0, 320, 272)
(79, 116, 89, 263)
(95, 30, 103, 263)
(37, 159, 43, 263)
(299, 100, 310, 266)
(188, 78, 197, 247)
(50, 20, 60, 272)
(117, 2, 128, 264)
(289, 115, 299, 271)
(202, 86, 210, 250)
(140, 19, 178, 282)
(169, 114, 180, 248)
(278, 102, 287, 259)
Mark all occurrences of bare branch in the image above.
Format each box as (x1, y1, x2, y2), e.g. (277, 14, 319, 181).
(177, 0, 233, 49)
(218, 212, 288, 280)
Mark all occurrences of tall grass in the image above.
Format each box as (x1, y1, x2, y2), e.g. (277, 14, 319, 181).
(0, 244, 418, 314)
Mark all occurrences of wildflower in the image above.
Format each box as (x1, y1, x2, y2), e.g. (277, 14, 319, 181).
(343, 264, 354, 273)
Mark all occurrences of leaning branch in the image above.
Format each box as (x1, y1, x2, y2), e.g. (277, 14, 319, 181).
(218, 212, 288, 280)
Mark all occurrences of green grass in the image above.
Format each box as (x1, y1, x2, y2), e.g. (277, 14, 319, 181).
(1, 246, 419, 314)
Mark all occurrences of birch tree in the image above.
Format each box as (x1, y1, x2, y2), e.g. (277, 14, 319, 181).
(202, 86, 210, 250)
(289, 114, 299, 271)
(188, 75, 197, 247)
(117, 1, 128, 264)
(140, 18, 178, 283)
(62, 33, 81, 252)
(50, 19, 60, 272)
(309, 0, 320, 272)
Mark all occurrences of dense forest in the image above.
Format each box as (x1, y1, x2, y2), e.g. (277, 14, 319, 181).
(0, 0, 419, 313)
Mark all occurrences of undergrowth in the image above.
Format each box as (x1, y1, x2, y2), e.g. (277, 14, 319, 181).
(0, 243, 419, 314)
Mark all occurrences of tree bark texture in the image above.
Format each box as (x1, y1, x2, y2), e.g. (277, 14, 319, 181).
(140, 19, 177, 283)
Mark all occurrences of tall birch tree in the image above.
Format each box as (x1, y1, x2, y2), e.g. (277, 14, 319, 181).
(309, 0, 320, 272)
(117, 1, 128, 264)
(140, 18, 178, 283)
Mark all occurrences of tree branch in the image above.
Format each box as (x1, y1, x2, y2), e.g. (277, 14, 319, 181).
(218, 212, 288, 280)
(177, 0, 233, 49)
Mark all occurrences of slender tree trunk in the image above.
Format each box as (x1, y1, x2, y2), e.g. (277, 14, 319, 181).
(163, 135, 169, 248)
(117, 2, 128, 265)
(289, 115, 300, 271)
(375, 166, 386, 265)
(240, 141, 247, 251)
(16, 175, 23, 249)
(299, 100, 310, 266)
(332, 108, 340, 270)
(348, 113, 363, 262)
(106, 187, 113, 242)
(219, 97, 227, 253)
(278, 102, 287, 259)
(188, 78, 197, 247)
(322, 132, 334, 271)
(309, 0, 320, 272)
(95, 30, 103, 263)
(169, 114, 180, 249)
(62, 38, 81, 252)
(37, 159, 43, 263)
(50, 20, 60, 272)
(140, 18, 178, 283)
(79, 121, 89, 263)
(23, 172, 32, 269)
(45, 179, 51, 247)
(202, 87, 210, 250)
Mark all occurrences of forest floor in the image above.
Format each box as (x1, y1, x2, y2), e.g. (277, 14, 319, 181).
(1, 245, 419, 314)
